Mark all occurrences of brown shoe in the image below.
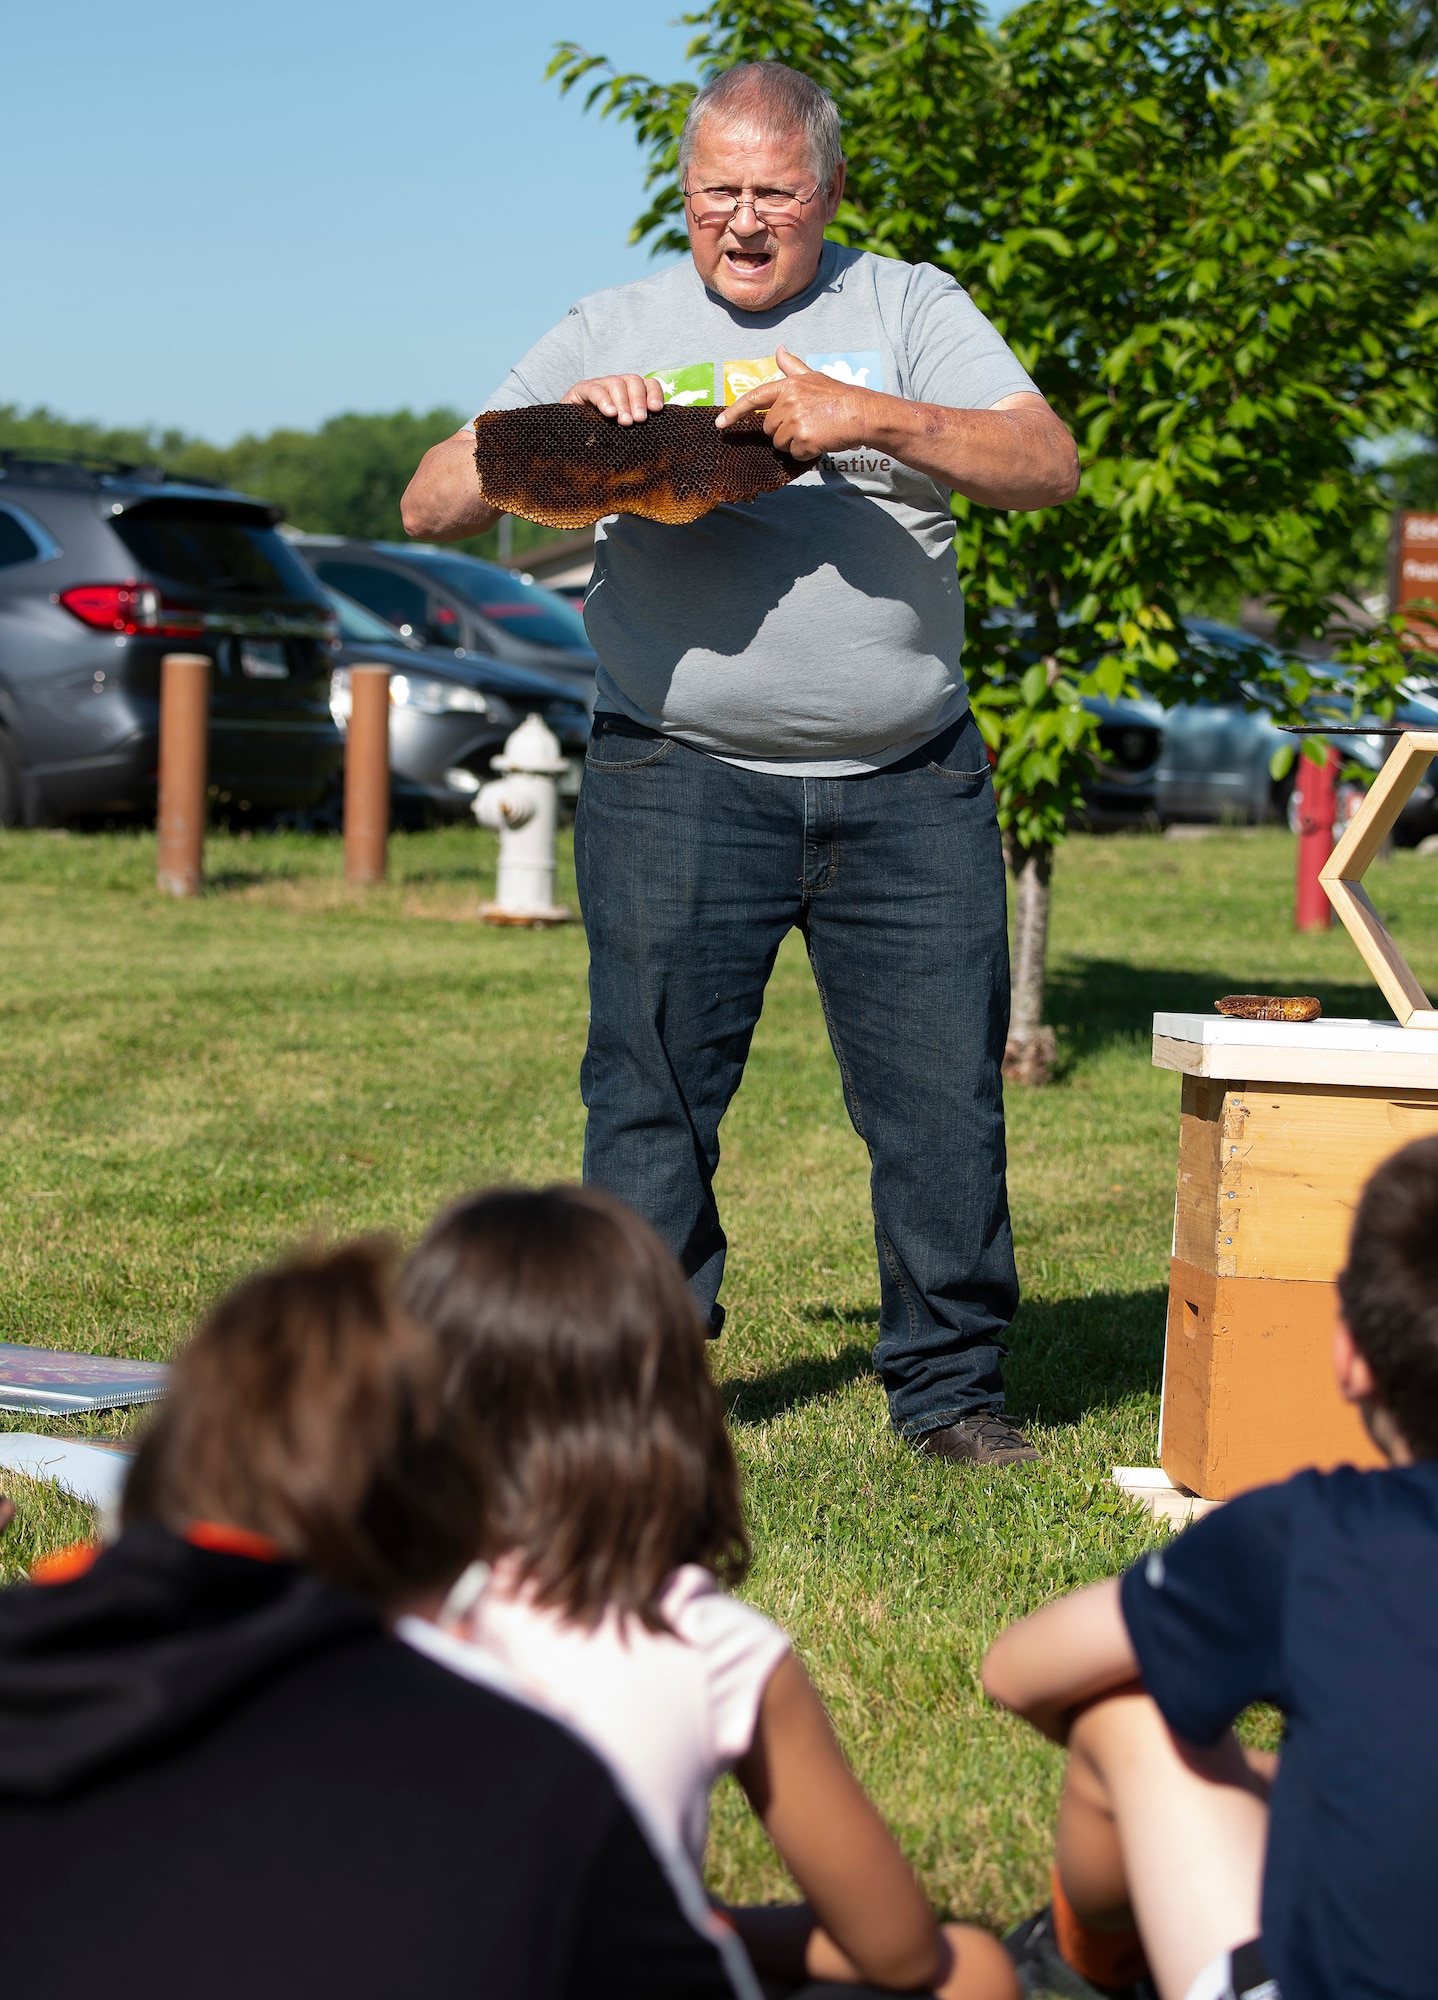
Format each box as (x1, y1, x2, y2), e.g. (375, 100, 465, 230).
(914, 1413, 1041, 1466)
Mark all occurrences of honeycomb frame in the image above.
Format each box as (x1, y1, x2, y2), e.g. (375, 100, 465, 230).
(472, 404, 802, 530)
(1320, 729, 1438, 1028)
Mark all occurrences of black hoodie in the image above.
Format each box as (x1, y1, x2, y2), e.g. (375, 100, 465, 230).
(0, 1523, 375, 1799)
(0, 1526, 732, 2000)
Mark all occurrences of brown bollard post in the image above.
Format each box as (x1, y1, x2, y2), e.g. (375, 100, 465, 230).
(344, 665, 391, 885)
(156, 651, 211, 897)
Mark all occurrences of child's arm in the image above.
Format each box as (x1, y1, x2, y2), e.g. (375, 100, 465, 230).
(722, 1904, 1016, 2000)
(730, 1652, 943, 1992)
(981, 1577, 1140, 1742)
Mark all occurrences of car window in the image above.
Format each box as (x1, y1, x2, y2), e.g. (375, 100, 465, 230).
(112, 504, 318, 597)
(0, 509, 41, 569)
(321, 584, 403, 644)
(1185, 622, 1283, 672)
(394, 550, 590, 649)
(313, 561, 429, 635)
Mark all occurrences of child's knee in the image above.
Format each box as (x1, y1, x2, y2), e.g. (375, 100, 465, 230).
(1066, 1686, 1165, 1784)
(935, 1922, 1020, 2000)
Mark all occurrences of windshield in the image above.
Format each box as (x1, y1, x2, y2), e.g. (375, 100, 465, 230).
(323, 585, 404, 644)
(112, 503, 319, 598)
(391, 548, 590, 650)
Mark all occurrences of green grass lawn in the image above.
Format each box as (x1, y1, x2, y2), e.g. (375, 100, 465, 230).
(2, 820, 1435, 1927)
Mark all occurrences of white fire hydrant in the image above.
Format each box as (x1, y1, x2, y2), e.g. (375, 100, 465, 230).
(474, 713, 573, 926)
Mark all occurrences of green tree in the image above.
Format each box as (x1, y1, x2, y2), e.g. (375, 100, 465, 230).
(0, 404, 552, 562)
(0, 403, 196, 468)
(552, 0, 1438, 1077)
(174, 408, 469, 543)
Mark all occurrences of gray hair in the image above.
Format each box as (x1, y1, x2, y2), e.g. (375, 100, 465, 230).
(679, 62, 843, 190)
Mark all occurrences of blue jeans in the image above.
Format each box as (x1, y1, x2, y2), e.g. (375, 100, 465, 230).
(574, 707, 1018, 1440)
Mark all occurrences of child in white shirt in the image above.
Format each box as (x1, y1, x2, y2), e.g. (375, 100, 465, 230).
(442, 1555, 790, 1878)
(403, 1182, 1016, 2000)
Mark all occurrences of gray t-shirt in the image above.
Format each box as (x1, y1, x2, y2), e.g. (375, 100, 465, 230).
(484, 243, 1036, 774)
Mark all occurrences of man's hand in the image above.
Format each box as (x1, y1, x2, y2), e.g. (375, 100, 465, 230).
(561, 373, 666, 424)
(716, 346, 868, 461)
(717, 343, 1079, 512)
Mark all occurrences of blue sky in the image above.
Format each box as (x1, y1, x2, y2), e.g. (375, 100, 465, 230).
(3, 1, 697, 442)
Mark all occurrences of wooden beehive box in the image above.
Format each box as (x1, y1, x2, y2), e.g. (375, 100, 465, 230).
(1152, 1014, 1438, 1499)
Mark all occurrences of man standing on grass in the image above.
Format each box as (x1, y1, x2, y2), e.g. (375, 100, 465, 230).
(403, 62, 1078, 1468)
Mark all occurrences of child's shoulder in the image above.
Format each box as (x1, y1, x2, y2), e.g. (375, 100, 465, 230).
(1282, 1459, 1438, 1536)
(661, 1566, 789, 1642)
(1134, 1461, 1438, 1608)
(660, 1568, 793, 1763)
(660, 1569, 791, 1674)
(1198, 1461, 1438, 1592)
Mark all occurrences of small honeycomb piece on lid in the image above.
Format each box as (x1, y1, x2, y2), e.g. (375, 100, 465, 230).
(1215, 995, 1322, 1022)
(472, 404, 803, 529)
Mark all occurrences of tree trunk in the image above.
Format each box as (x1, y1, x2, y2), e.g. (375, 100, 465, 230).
(1003, 840, 1056, 1086)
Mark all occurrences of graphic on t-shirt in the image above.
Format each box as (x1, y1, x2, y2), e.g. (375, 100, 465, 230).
(808, 351, 884, 391)
(722, 357, 786, 404)
(720, 352, 884, 403)
(645, 363, 715, 407)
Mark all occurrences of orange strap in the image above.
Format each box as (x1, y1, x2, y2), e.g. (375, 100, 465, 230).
(29, 1520, 280, 1585)
(29, 1540, 100, 1585)
(185, 1521, 281, 1561)
(1050, 1865, 1150, 1990)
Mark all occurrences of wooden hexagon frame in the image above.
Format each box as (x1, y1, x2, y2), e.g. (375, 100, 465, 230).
(1320, 730, 1438, 1029)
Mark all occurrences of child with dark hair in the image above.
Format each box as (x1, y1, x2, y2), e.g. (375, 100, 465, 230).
(403, 1184, 1018, 2000)
(120, 1238, 484, 1598)
(982, 1134, 1438, 2000)
(0, 1242, 737, 2000)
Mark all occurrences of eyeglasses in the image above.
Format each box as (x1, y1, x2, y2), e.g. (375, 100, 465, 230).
(682, 181, 823, 225)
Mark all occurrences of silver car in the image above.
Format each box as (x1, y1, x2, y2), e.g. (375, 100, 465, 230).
(1086, 619, 1438, 839)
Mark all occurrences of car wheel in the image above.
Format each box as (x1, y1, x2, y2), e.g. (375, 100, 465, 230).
(0, 732, 21, 827)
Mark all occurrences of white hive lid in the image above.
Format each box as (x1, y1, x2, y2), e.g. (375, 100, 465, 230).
(1152, 1013, 1438, 1088)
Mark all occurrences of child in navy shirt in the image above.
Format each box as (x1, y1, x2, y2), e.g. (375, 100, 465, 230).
(983, 1134, 1438, 2000)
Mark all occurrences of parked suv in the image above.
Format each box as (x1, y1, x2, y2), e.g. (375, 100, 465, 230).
(0, 453, 342, 824)
(292, 537, 598, 702)
(322, 585, 591, 820)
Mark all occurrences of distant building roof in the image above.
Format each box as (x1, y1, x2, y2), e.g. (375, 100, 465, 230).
(503, 528, 594, 594)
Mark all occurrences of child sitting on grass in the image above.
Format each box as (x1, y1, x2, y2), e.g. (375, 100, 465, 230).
(403, 1183, 1017, 2000)
(982, 1133, 1438, 2000)
(2, 1242, 737, 2000)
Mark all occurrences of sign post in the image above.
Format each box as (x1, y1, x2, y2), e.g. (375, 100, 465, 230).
(1294, 744, 1339, 932)
(1391, 511, 1438, 648)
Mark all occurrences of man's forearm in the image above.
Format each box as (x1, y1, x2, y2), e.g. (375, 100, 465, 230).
(400, 430, 503, 543)
(869, 396, 1079, 512)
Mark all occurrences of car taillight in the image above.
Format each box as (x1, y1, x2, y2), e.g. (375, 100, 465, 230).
(57, 583, 206, 637)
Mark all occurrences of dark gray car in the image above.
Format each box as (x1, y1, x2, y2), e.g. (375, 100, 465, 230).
(0, 452, 342, 825)
(322, 585, 590, 820)
(292, 537, 598, 703)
